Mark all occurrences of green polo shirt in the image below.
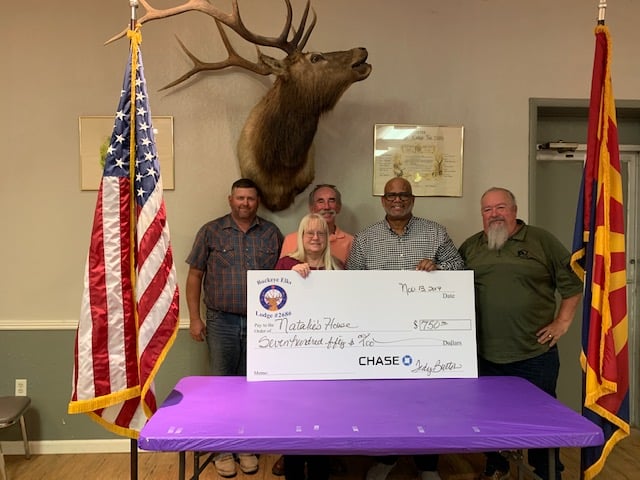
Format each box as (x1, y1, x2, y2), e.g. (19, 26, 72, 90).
(459, 220, 583, 364)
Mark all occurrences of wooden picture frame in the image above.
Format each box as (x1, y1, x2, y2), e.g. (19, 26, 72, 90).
(373, 124, 464, 197)
(79, 116, 174, 190)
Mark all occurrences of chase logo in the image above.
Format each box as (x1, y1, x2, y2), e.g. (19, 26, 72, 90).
(259, 285, 287, 311)
(357, 354, 414, 367)
(359, 355, 399, 366)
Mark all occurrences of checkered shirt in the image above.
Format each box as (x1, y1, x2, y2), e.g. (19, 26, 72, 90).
(346, 216, 464, 271)
(186, 214, 283, 314)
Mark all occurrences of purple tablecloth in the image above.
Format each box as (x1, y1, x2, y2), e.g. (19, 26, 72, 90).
(139, 376, 603, 455)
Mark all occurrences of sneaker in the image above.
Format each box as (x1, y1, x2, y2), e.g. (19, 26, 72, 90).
(271, 455, 285, 476)
(420, 471, 442, 480)
(366, 462, 396, 480)
(479, 470, 510, 480)
(238, 454, 259, 474)
(214, 453, 237, 478)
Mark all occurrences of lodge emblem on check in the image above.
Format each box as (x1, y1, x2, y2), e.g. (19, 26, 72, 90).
(259, 285, 288, 311)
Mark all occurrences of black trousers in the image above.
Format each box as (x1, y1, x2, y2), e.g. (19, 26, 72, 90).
(374, 454, 438, 471)
(284, 455, 330, 480)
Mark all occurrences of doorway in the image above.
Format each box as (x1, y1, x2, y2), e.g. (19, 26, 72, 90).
(530, 98, 640, 426)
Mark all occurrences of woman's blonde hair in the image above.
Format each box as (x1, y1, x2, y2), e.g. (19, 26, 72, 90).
(288, 213, 339, 270)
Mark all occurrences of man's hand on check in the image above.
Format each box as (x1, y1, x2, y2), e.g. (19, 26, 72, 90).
(416, 259, 438, 272)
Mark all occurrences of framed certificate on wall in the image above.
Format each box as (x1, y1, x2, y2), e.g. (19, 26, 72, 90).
(79, 115, 174, 190)
(373, 124, 464, 197)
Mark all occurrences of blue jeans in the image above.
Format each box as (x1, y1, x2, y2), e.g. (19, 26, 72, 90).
(205, 309, 247, 376)
(478, 347, 563, 480)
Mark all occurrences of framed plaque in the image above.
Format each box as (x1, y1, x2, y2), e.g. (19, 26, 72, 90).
(373, 124, 464, 197)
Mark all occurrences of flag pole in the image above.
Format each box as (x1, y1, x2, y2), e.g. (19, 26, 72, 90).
(598, 0, 607, 24)
(129, 4, 140, 480)
(130, 0, 139, 30)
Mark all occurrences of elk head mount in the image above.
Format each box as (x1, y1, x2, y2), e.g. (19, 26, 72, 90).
(109, 0, 372, 211)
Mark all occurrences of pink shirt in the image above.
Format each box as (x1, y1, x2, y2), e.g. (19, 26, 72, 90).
(279, 226, 353, 264)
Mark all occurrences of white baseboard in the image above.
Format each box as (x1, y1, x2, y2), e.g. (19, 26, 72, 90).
(0, 438, 142, 455)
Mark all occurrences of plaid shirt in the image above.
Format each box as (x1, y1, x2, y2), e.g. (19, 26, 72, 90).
(346, 216, 464, 271)
(186, 214, 283, 314)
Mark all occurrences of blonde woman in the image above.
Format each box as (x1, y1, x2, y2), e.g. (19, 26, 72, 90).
(275, 213, 342, 274)
(273, 213, 341, 480)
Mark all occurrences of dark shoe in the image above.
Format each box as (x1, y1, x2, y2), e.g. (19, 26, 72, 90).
(272, 455, 285, 476)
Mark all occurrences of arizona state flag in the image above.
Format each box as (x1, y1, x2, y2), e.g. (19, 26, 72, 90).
(570, 24, 629, 480)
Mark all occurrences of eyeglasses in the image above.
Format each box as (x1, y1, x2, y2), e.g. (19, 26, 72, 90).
(304, 230, 327, 238)
(304, 230, 328, 238)
(383, 192, 413, 201)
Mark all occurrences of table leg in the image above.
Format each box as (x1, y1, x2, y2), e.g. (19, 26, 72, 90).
(130, 439, 138, 480)
(179, 452, 185, 480)
(193, 451, 200, 480)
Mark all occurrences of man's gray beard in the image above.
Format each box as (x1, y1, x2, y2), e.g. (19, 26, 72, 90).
(487, 222, 509, 250)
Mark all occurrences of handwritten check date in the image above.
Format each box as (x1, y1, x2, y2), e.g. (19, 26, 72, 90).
(247, 270, 477, 381)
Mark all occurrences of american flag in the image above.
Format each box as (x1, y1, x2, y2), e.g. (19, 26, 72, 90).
(69, 29, 180, 437)
(571, 24, 629, 480)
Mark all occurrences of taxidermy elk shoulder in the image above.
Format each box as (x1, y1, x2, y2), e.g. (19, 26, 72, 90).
(109, 0, 372, 211)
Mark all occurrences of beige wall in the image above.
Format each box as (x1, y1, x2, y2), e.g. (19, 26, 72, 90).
(1, 0, 640, 442)
(6, 0, 640, 324)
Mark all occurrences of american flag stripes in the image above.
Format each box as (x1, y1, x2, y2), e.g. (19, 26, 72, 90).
(69, 28, 179, 438)
(570, 24, 630, 480)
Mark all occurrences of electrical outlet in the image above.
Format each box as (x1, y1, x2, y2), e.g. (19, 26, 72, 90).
(15, 378, 27, 396)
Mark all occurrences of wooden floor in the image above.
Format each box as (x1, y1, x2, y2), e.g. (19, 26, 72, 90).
(4, 428, 640, 480)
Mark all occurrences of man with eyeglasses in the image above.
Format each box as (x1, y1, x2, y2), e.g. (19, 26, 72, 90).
(347, 177, 463, 273)
(347, 177, 464, 480)
(280, 184, 353, 266)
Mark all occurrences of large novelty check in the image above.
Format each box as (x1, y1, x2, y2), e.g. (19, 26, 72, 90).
(247, 270, 477, 381)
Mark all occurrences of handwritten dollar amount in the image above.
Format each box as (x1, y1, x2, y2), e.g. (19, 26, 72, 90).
(257, 333, 378, 350)
(413, 319, 447, 330)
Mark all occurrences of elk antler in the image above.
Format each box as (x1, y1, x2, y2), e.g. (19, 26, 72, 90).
(159, 20, 272, 91)
(106, 0, 316, 89)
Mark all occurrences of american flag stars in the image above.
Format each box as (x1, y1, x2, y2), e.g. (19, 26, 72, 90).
(104, 59, 160, 206)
